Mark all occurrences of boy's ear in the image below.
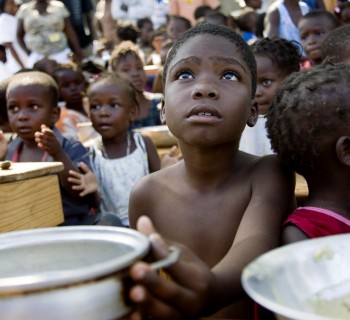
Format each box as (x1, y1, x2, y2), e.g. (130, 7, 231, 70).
(247, 98, 259, 127)
(336, 136, 350, 166)
(160, 98, 166, 124)
(51, 106, 60, 124)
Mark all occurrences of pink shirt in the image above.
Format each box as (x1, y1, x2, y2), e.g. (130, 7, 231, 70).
(169, 0, 220, 25)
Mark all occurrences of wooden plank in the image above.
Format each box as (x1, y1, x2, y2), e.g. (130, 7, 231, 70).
(0, 175, 64, 231)
(0, 162, 64, 183)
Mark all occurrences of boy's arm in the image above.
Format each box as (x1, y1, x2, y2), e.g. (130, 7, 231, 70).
(127, 155, 296, 319)
(0, 131, 8, 161)
(264, 8, 280, 38)
(35, 125, 90, 199)
(142, 135, 161, 173)
(282, 225, 309, 244)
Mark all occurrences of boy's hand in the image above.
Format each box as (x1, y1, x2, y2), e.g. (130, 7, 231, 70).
(127, 216, 216, 320)
(68, 162, 99, 197)
(160, 146, 182, 169)
(35, 124, 63, 159)
(0, 130, 8, 161)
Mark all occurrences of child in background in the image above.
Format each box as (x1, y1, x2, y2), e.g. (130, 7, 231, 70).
(298, 10, 340, 68)
(109, 41, 162, 128)
(137, 17, 154, 62)
(0, 0, 27, 78)
(235, 7, 258, 44)
(33, 57, 58, 76)
(0, 71, 99, 225)
(52, 65, 98, 143)
(240, 37, 301, 156)
(266, 63, 350, 244)
(68, 74, 160, 227)
(321, 24, 350, 63)
(336, 1, 350, 24)
(127, 23, 295, 319)
(166, 15, 192, 41)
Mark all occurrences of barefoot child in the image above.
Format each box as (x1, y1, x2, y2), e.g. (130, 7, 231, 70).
(127, 23, 296, 319)
(240, 37, 301, 156)
(69, 74, 160, 227)
(0, 71, 99, 225)
(266, 63, 350, 244)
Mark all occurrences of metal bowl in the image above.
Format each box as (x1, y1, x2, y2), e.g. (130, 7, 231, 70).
(0, 226, 179, 320)
(242, 234, 350, 320)
(135, 125, 178, 148)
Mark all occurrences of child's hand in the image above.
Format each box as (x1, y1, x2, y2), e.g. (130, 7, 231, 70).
(0, 130, 8, 161)
(161, 146, 183, 169)
(127, 216, 216, 320)
(34, 124, 62, 158)
(68, 162, 98, 197)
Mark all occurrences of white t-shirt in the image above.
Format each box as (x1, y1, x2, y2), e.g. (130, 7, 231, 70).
(0, 13, 28, 78)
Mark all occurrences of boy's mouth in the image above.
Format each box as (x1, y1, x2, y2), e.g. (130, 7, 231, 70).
(187, 105, 221, 120)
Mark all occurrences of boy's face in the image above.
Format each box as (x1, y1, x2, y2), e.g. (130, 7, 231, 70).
(162, 34, 257, 146)
(299, 17, 336, 63)
(167, 19, 188, 41)
(55, 70, 86, 107)
(7, 84, 59, 140)
(255, 55, 286, 115)
(114, 53, 146, 92)
(89, 82, 136, 140)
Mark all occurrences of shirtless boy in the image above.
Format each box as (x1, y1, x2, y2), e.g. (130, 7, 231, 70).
(127, 23, 295, 319)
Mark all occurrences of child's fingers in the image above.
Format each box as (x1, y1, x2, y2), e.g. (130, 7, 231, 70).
(136, 215, 157, 236)
(71, 184, 84, 190)
(68, 170, 82, 179)
(77, 162, 91, 174)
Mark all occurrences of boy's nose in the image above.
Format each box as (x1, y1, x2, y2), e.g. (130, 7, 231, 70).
(17, 109, 29, 120)
(191, 83, 219, 99)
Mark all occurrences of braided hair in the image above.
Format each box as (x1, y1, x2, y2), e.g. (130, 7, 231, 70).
(266, 63, 350, 175)
(251, 37, 301, 76)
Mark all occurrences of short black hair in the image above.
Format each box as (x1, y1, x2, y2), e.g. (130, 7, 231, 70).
(266, 63, 350, 175)
(251, 37, 301, 75)
(87, 73, 139, 111)
(299, 9, 340, 29)
(7, 71, 59, 107)
(168, 15, 192, 30)
(321, 25, 350, 63)
(116, 23, 139, 44)
(163, 23, 257, 97)
(137, 17, 153, 29)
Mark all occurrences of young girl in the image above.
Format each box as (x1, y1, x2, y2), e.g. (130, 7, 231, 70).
(266, 63, 350, 244)
(52, 64, 98, 143)
(109, 41, 163, 128)
(239, 37, 301, 156)
(69, 74, 160, 227)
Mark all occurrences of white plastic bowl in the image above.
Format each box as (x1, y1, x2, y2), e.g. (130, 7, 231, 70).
(242, 234, 350, 320)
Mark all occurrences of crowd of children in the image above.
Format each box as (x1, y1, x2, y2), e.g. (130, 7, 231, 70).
(0, 0, 350, 319)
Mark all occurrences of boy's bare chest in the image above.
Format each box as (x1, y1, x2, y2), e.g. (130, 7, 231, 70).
(153, 183, 251, 266)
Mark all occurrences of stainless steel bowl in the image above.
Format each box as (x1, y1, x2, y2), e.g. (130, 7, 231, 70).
(135, 125, 178, 148)
(242, 234, 350, 320)
(0, 226, 179, 320)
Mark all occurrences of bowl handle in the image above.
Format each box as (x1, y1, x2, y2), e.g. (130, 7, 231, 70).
(149, 246, 180, 270)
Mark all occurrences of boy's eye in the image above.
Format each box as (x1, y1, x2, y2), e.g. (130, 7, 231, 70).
(90, 104, 101, 111)
(30, 104, 39, 110)
(221, 71, 239, 81)
(7, 105, 19, 113)
(262, 79, 272, 86)
(176, 71, 194, 80)
(110, 103, 120, 108)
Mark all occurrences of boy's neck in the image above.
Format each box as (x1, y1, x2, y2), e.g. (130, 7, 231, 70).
(178, 141, 244, 189)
